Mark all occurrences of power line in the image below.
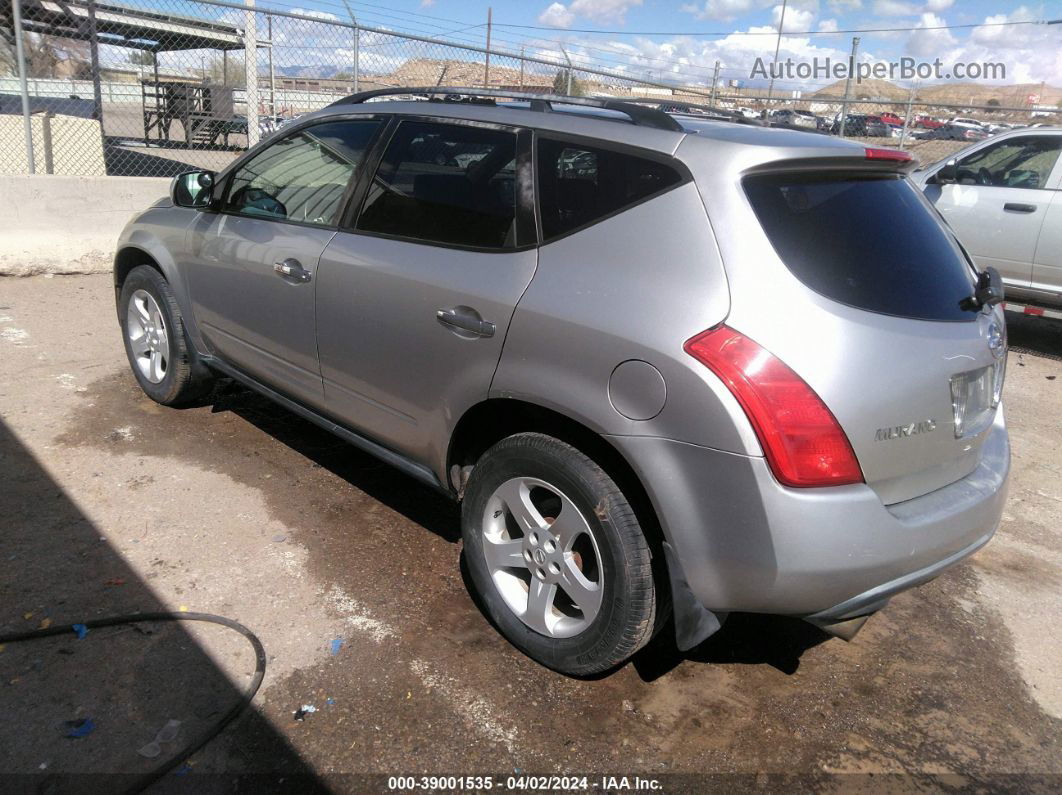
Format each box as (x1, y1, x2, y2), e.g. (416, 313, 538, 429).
(493, 18, 1054, 37)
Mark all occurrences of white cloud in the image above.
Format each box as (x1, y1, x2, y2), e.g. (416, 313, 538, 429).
(905, 12, 956, 57)
(818, 18, 839, 33)
(538, 2, 576, 28)
(969, 6, 1037, 46)
(569, 0, 644, 24)
(924, 0, 953, 11)
(827, 0, 861, 10)
(290, 8, 340, 22)
(954, 6, 1061, 84)
(420, 0, 436, 7)
(682, 1, 765, 22)
(873, 0, 919, 15)
(538, 0, 643, 27)
(771, 3, 818, 33)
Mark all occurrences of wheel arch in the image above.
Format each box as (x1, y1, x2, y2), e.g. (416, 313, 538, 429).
(447, 398, 672, 602)
(113, 238, 207, 356)
(114, 245, 162, 294)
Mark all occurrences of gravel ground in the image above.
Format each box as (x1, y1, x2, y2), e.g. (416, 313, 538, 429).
(0, 274, 1059, 792)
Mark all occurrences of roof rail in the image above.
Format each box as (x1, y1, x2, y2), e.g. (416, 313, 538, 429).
(625, 98, 764, 126)
(327, 86, 685, 132)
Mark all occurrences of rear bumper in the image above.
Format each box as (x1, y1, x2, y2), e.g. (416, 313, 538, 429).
(806, 530, 992, 622)
(606, 409, 1009, 618)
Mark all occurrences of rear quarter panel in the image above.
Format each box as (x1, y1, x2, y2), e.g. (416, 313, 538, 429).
(679, 134, 998, 504)
(491, 181, 748, 452)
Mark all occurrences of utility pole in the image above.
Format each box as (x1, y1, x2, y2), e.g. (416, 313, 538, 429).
(244, 0, 259, 147)
(709, 60, 720, 107)
(765, 0, 787, 104)
(342, 0, 359, 93)
(560, 45, 573, 95)
(86, 0, 105, 153)
(519, 46, 525, 89)
(11, 0, 35, 173)
(899, 81, 915, 148)
(267, 14, 275, 117)
(483, 7, 492, 89)
(838, 36, 860, 139)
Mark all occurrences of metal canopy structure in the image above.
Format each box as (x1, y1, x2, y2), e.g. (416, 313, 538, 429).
(2, 0, 257, 171)
(4, 0, 244, 52)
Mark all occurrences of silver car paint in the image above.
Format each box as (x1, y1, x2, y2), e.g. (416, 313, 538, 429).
(115, 102, 1010, 626)
(185, 211, 336, 409)
(605, 407, 1007, 616)
(490, 182, 749, 455)
(675, 129, 1000, 505)
(1034, 191, 1062, 299)
(912, 127, 1062, 307)
(316, 232, 537, 478)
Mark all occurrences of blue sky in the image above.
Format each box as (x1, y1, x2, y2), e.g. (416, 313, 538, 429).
(259, 0, 1060, 88)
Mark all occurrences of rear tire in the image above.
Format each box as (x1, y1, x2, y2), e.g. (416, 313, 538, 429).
(118, 265, 212, 407)
(462, 433, 656, 676)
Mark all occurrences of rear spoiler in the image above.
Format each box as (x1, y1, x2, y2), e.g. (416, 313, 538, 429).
(743, 148, 920, 177)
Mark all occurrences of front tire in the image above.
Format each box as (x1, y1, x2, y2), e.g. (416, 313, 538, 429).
(462, 433, 656, 676)
(118, 265, 211, 406)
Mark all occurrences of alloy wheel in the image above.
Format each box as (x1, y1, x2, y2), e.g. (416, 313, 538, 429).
(126, 289, 169, 384)
(481, 476, 604, 638)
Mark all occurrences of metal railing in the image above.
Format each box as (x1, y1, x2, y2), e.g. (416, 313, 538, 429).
(1, 0, 1058, 177)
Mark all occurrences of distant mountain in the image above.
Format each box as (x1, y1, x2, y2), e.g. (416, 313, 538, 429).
(274, 64, 342, 79)
(813, 77, 1061, 108)
(812, 77, 909, 101)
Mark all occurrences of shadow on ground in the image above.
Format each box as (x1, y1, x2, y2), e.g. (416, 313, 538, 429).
(209, 381, 827, 681)
(209, 383, 462, 544)
(0, 419, 324, 791)
(634, 613, 829, 682)
(1006, 312, 1062, 362)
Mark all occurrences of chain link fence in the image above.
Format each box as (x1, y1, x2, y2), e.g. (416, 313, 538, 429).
(1, 0, 1058, 178)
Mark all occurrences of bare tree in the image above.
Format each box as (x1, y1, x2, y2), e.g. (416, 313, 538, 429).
(11, 32, 92, 78)
(203, 53, 247, 87)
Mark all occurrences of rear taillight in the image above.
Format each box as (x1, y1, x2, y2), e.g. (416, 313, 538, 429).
(684, 326, 864, 488)
(865, 147, 912, 162)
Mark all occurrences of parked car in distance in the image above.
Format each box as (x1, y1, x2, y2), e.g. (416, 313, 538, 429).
(115, 87, 1010, 676)
(914, 123, 990, 142)
(915, 115, 944, 129)
(767, 108, 819, 131)
(913, 126, 1062, 310)
(878, 111, 904, 127)
(830, 113, 891, 137)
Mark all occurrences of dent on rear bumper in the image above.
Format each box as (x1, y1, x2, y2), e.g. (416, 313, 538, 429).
(606, 409, 1009, 617)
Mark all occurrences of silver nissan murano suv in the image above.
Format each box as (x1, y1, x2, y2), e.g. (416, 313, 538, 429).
(114, 88, 1010, 675)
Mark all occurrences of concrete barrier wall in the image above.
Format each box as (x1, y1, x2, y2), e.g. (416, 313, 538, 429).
(0, 175, 170, 276)
(0, 116, 107, 177)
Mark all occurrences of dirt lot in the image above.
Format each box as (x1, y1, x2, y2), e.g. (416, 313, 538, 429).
(1, 274, 1060, 791)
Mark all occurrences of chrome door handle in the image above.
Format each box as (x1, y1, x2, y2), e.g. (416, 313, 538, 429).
(436, 307, 495, 338)
(273, 258, 312, 282)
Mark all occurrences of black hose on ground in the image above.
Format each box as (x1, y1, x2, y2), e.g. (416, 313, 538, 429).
(0, 611, 267, 793)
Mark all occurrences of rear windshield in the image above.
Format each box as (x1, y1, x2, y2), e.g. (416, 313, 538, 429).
(744, 173, 976, 321)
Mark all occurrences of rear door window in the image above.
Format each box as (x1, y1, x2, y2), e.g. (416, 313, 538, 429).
(537, 137, 685, 242)
(744, 173, 976, 321)
(356, 120, 518, 249)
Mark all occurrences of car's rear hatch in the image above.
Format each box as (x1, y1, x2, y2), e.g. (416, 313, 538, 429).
(692, 145, 1005, 505)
